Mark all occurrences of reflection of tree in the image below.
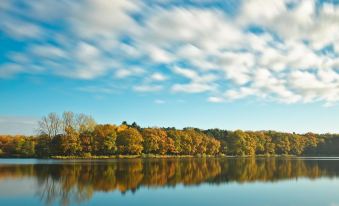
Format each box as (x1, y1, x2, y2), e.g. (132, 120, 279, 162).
(34, 164, 94, 206)
(116, 160, 144, 193)
(1, 158, 339, 205)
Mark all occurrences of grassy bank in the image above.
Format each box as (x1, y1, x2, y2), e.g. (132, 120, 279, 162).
(49, 153, 298, 159)
(51, 154, 218, 159)
(0, 153, 301, 159)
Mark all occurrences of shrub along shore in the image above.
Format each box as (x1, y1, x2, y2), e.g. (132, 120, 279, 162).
(0, 112, 339, 158)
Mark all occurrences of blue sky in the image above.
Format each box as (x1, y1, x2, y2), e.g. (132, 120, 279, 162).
(1, 0, 339, 135)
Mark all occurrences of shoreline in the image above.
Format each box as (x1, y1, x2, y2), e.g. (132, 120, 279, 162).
(3, 154, 338, 160)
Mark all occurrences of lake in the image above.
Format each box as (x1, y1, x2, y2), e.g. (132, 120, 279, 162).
(0, 157, 339, 206)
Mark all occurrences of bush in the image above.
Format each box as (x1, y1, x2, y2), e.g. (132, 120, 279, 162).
(82, 152, 92, 158)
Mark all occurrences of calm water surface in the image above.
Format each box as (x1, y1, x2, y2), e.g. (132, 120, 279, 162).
(0, 157, 339, 206)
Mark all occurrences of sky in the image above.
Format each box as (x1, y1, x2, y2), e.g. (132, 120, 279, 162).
(1, 0, 339, 135)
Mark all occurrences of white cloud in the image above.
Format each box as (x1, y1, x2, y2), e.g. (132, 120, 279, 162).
(217, 52, 255, 85)
(0, 116, 39, 135)
(58, 42, 113, 79)
(7, 53, 30, 64)
(172, 82, 215, 93)
(115, 69, 132, 79)
(76, 86, 115, 94)
(115, 67, 145, 79)
(1, 0, 339, 106)
(145, 46, 174, 63)
(30, 45, 67, 59)
(225, 87, 256, 100)
(170, 66, 217, 93)
(207, 96, 224, 103)
(150, 72, 167, 81)
(172, 66, 199, 80)
(69, 0, 140, 39)
(0, 17, 43, 40)
(0, 63, 45, 78)
(142, 8, 243, 50)
(0, 63, 24, 78)
(172, 66, 217, 83)
(238, 0, 287, 26)
(133, 84, 163, 92)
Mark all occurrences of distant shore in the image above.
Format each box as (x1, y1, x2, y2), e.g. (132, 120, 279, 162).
(0, 154, 309, 159)
(50, 154, 302, 159)
(3, 153, 339, 160)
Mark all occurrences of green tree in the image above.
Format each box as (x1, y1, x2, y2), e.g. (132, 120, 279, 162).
(21, 138, 35, 157)
(35, 135, 51, 157)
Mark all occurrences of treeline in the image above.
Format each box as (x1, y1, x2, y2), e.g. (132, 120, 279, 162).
(0, 111, 338, 157)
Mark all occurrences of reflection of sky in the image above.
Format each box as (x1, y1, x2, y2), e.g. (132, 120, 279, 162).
(1, 177, 339, 206)
(87, 180, 339, 206)
(0, 178, 36, 197)
(0, 159, 41, 165)
(0, 178, 42, 206)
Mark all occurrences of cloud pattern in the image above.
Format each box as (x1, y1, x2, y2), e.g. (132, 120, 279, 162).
(0, 0, 339, 105)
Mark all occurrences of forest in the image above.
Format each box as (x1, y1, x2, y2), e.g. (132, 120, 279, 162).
(0, 111, 338, 158)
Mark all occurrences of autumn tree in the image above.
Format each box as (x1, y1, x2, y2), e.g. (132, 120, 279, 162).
(0, 136, 11, 156)
(206, 137, 220, 155)
(166, 137, 176, 154)
(177, 130, 194, 155)
(60, 126, 82, 155)
(1, 111, 332, 157)
(289, 134, 305, 155)
(80, 131, 94, 154)
(227, 130, 256, 156)
(166, 130, 183, 154)
(93, 124, 117, 155)
(271, 132, 291, 155)
(0, 136, 35, 157)
(142, 128, 168, 154)
(184, 129, 204, 154)
(117, 127, 143, 155)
